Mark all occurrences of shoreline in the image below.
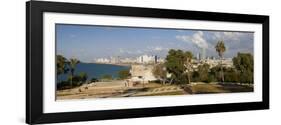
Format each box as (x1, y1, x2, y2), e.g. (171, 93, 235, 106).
(84, 62, 132, 67)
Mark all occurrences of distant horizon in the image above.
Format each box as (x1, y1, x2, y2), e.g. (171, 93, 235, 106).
(56, 24, 254, 62)
(57, 52, 240, 63)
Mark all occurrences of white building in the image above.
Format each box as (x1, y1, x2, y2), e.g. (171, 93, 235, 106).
(194, 58, 233, 69)
(109, 56, 122, 64)
(120, 57, 137, 64)
(137, 55, 157, 64)
(95, 58, 110, 63)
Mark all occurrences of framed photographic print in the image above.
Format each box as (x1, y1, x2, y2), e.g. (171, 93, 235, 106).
(26, 1, 269, 124)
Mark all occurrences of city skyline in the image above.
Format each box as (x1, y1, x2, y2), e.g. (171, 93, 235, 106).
(56, 24, 254, 62)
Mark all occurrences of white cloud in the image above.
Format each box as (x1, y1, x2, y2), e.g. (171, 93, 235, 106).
(154, 46, 163, 51)
(212, 32, 245, 42)
(146, 46, 169, 52)
(176, 31, 208, 49)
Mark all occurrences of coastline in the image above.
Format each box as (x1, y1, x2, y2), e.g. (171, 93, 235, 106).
(85, 62, 131, 67)
(57, 62, 131, 82)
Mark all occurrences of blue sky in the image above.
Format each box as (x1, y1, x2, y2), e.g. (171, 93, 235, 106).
(56, 24, 253, 62)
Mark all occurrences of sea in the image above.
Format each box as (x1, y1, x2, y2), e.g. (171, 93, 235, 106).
(57, 63, 130, 82)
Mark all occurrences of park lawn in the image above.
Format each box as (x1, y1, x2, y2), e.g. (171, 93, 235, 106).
(190, 84, 229, 94)
(56, 81, 254, 100)
(189, 83, 253, 94)
(56, 93, 74, 96)
(139, 91, 185, 96)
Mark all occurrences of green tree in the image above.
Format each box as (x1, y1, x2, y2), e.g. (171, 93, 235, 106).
(152, 63, 167, 84)
(69, 58, 80, 87)
(165, 49, 193, 84)
(79, 72, 88, 83)
(56, 55, 69, 75)
(210, 66, 239, 83)
(102, 74, 113, 80)
(224, 68, 239, 83)
(118, 69, 131, 79)
(210, 66, 221, 82)
(67, 75, 82, 87)
(232, 53, 254, 84)
(197, 63, 210, 82)
(215, 40, 226, 83)
(90, 77, 99, 83)
(184, 51, 193, 84)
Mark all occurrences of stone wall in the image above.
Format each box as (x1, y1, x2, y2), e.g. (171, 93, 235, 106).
(130, 64, 157, 82)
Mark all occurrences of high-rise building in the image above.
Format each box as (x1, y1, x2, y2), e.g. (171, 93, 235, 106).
(197, 53, 200, 60)
(201, 48, 206, 60)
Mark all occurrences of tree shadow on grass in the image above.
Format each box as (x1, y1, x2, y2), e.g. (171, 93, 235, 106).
(123, 88, 150, 93)
(180, 85, 193, 94)
(181, 83, 253, 94)
(218, 84, 253, 93)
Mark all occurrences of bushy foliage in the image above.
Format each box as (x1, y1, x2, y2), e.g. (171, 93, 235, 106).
(209, 66, 239, 83)
(102, 74, 113, 80)
(78, 72, 88, 83)
(66, 73, 88, 87)
(152, 63, 167, 84)
(56, 55, 69, 75)
(165, 49, 193, 84)
(233, 53, 254, 84)
(57, 81, 72, 90)
(197, 63, 210, 82)
(192, 64, 241, 83)
(192, 63, 215, 83)
(56, 55, 90, 89)
(118, 69, 131, 79)
(90, 77, 99, 83)
(224, 68, 239, 82)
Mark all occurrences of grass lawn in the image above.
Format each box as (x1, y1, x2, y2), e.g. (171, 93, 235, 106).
(188, 83, 253, 94)
(139, 91, 185, 96)
(56, 81, 254, 100)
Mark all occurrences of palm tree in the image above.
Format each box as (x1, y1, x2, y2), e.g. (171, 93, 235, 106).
(184, 51, 193, 84)
(215, 40, 226, 83)
(69, 58, 80, 87)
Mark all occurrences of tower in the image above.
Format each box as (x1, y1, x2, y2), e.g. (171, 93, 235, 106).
(201, 48, 206, 60)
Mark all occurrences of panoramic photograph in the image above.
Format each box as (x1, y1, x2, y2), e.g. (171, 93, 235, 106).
(55, 24, 254, 100)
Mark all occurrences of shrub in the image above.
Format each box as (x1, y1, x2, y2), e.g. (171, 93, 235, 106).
(90, 77, 99, 83)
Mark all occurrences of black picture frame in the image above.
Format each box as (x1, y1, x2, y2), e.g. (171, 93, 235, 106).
(26, 1, 269, 124)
